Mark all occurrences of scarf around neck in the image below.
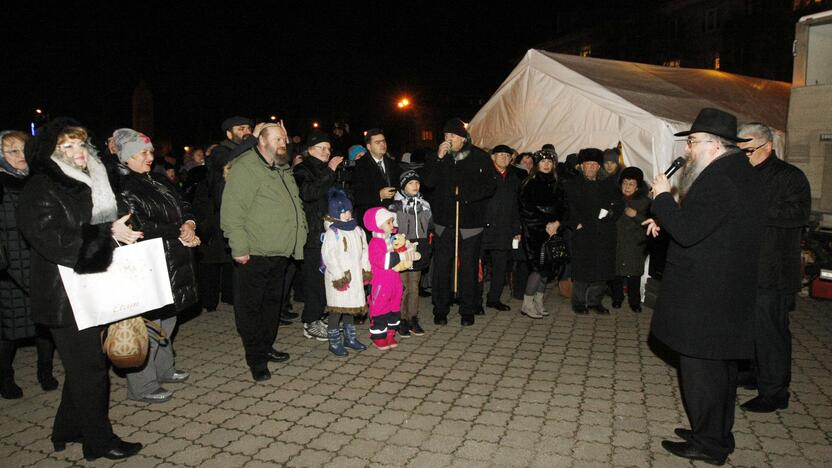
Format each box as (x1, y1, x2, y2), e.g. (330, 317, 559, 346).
(51, 153, 118, 224)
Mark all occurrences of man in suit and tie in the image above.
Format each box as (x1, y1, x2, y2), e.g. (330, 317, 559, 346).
(352, 128, 401, 225)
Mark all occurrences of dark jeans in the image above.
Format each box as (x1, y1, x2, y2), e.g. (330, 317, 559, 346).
(752, 289, 792, 399)
(611, 275, 641, 307)
(51, 324, 117, 457)
(198, 262, 234, 309)
(572, 280, 607, 307)
(233, 256, 288, 371)
(301, 247, 326, 323)
(480, 248, 511, 304)
(432, 229, 482, 318)
(679, 354, 738, 460)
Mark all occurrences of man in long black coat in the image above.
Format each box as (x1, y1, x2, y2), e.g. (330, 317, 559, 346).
(737, 122, 811, 412)
(563, 148, 622, 314)
(421, 118, 496, 326)
(645, 108, 765, 465)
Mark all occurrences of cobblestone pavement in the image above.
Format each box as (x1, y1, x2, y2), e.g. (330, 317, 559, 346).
(1, 292, 831, 467)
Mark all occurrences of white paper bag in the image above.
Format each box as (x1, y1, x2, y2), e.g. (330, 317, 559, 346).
(59, 238, 174, 330)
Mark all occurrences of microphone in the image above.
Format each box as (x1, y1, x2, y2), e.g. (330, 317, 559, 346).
(664, 156, 687, 178)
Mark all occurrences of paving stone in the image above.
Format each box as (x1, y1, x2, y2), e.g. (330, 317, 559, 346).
(167, 443, 220, 466)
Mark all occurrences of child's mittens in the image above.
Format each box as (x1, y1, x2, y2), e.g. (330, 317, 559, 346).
(332, 271, 352, 291)
(362, 269, 372, 284)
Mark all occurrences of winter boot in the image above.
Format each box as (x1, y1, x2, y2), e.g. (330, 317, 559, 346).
(386, 329, 398, 349)
(327, 329, 348, 357)
(533, 292, 550, 316)
(343, 323, 367, 351)
(521, 295, 543, 319)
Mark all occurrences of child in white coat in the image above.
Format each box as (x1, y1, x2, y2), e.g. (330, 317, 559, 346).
(321, 188, 371, 356)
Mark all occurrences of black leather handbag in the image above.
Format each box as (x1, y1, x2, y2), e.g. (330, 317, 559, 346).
(540, 234, 570, 266)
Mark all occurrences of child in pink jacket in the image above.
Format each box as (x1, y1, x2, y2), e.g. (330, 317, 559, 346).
(362, 207, 419, 350)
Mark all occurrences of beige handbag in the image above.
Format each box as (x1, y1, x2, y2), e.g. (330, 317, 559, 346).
(102, 317, 167, 368)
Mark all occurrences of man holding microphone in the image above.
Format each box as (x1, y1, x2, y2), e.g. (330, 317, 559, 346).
(644, 108, 765, 465)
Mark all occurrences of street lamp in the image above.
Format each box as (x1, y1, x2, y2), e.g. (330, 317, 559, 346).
(312, 122, 319, 129)
(396, 97, 411, 109)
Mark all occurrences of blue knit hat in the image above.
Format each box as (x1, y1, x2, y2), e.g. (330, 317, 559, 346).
(327, 188, 353, 218)
(348, 145, 366, 161)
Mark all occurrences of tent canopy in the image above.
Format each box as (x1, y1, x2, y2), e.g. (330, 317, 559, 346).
(469, 49, 791, 178)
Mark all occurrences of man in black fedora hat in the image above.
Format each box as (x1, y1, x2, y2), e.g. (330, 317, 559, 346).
(643, 107, 765, 465)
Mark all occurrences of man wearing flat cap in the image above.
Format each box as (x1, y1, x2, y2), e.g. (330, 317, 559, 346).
(192, 116, 253, 312)
(421, 118, 496, 326)
(644, 108, 765, 465)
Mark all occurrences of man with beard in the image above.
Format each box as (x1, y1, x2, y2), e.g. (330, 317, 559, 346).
(421, 118, 496, 326)
(193, 116, 252, 312)
(736, 123, 811, 413)
(644, 108, 765, 465)
(221, 123, 307, 382)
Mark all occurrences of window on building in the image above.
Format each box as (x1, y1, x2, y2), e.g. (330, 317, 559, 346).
(714, 54, 721, 70)
(580, 45, 592, 57)
(421, 130, 434, 142)
(664, 59, 681, 68)
(705, 8, 719, 32)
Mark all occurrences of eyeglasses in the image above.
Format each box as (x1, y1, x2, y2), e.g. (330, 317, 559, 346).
(686, 137, 714, 147)
(743, 142, 767, 155)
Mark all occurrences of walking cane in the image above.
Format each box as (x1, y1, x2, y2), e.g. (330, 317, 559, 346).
(453, 186, 460, 294)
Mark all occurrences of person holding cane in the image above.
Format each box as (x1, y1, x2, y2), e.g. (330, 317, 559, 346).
(420, 118, 496, 327)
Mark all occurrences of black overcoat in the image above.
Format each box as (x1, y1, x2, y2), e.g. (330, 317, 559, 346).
(650, 149, 765, 360)
(483, 166, 522, 251)
(351, 154, 401, 226)
(615, 193, 650, 277)
(754, 153, 811, 292)
(564, 176, 622, 282)
(0, 171, 34, 340)
(294, 155, 335, 248)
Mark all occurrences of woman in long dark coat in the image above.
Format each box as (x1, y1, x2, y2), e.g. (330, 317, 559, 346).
(111, 128, 198, 404)
(612, 166, 650, 312)
(519, 150, 567, 318)
(16, 119, 143, 460)
(0, 130, 57, 399)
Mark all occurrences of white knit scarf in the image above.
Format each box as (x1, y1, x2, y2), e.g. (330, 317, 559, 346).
(50, 152, 118, 224)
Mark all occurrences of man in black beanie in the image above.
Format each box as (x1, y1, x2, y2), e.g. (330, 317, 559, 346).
(421, 118, 497, 326)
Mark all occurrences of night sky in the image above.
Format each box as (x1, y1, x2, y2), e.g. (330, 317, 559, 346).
(1, 3, 586, 149)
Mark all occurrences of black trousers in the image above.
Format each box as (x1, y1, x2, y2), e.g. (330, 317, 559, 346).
(433, 229, 482, 318)
(510, 251, 529, 300)
(301, 247, 326, 323)
(233, 256, 288, 371)
(0, 326, 55, 378)
(198, 262, 234, 309)
(610, 275, 641, 307)
(50, 324, 117, 457)
(679, 354, 737, 460)
(480, 248, 511, 304)
(572, 280, 607, 307)
(752, 289, 792, 399)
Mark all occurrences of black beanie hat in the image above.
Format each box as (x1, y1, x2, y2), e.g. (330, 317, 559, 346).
(442, 118, 468, 138)
(399, 169, 421, 191)
(306, 130, 331, 147)
(578, 148, 604, 164)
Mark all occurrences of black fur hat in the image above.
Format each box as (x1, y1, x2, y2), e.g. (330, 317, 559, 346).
(578, 148, 603, 164)
(25, 117, 83, 173)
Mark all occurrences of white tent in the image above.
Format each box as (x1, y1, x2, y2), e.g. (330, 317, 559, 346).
(469, 49, 791, 177)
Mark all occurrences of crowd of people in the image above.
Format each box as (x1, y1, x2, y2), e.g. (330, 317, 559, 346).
(0, 107, 811, 464)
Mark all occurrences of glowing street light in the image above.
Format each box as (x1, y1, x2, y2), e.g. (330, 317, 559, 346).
(396, 97, 411, 109)
(270, 115, 277, 121)
(35, 108, 43, 115)
(312, 122, 319, 128)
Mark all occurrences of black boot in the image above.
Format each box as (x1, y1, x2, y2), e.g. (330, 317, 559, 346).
(399, 319, 412, 338)
(36, 334, 58, 391)
(0, 340, 22, 399)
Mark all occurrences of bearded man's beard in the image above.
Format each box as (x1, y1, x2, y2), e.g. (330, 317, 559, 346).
(274, 148, 290, 165)
(678, 156, 705, 200)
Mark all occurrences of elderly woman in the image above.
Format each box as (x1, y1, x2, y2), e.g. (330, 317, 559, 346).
(519, 150, 567, 319)
(111, 128, 198, 404)
(16, 119, 142, 460)
(0, 130, 58, 399)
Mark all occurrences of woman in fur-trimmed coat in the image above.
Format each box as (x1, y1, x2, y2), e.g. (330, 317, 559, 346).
(16, 119, 143, 461)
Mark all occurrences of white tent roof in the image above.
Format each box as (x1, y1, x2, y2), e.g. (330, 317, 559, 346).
(469, 49, 791, 177)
